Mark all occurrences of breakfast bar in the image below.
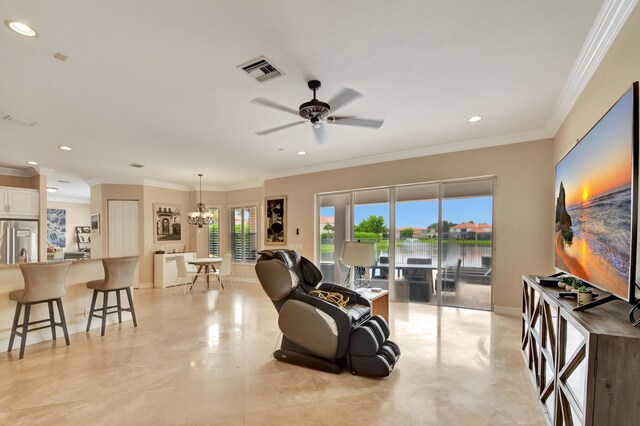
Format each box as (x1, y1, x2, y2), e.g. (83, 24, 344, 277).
(0, 259, 134, 351)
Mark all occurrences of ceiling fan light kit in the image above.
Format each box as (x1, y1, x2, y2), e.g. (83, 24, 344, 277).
(252, 79, 384, 144)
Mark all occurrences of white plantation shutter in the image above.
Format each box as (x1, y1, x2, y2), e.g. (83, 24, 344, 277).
(207, 208, 220, 257)
(228, 206, 258, 262)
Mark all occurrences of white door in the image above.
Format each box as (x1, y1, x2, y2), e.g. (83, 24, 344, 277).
(108, 200, 139, 257)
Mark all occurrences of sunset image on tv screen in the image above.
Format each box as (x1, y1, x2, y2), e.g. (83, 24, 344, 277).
(555, 88, 634, 299)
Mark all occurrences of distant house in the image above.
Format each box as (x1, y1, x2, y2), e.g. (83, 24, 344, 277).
(449, 223, 492, 240)
(320, 216, 335, 237)
(394, 226, 438, 239)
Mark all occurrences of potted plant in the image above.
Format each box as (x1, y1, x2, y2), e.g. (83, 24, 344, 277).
(560, 276, 581, 292)
(576, 284, 593, 306)
(47, 244, 62, 260)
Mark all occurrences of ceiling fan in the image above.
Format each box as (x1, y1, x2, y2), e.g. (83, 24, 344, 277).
(251, 80, 384, 144)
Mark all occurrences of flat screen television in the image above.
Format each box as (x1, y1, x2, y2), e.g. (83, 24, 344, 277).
(555, 82, 639, 305)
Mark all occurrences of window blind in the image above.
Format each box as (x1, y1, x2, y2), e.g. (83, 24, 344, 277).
(228, 206, 257, 262)
(207, 208, 220, 258)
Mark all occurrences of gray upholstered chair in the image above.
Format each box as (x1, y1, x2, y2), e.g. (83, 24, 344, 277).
(86, 256, 139, 336)
(8, 261, 72, 359)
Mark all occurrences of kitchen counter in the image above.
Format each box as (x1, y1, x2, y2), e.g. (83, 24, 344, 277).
(0, 257, 101, 269)
(0, 257, 136, 353)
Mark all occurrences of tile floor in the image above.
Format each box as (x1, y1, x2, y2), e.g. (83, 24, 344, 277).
(0, 282, 544, 425)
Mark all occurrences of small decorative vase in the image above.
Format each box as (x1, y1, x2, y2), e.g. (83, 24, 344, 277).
(577, 291, 593, 306)
(565, 285, 573, 291)
(558, 282, 566, 289)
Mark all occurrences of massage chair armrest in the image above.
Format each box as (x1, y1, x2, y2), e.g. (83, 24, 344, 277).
(316, 283, 371, 308)
(289, 292, 354, 357)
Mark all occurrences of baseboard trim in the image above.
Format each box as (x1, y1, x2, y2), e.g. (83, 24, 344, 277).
(494, 306, 521, 316)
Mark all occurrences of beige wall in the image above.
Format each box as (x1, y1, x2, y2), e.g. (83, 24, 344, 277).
(47, 201, 91, 252)
(142, 185, 192, 284)
(554, 6, 640, 163)
(265, 139, 555, 309)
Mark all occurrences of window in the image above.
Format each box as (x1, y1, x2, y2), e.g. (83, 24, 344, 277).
(207, 208, 220, 258)
(228, 206, 258, 262)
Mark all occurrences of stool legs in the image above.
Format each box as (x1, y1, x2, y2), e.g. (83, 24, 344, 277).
(86, 290, 98, 332)
(86, 288, 137, 335)
(47, 301, 57, 340)
(19, 304, 31, 360)
(125, 288, 138, 327)
(101, 292, 109, 337)
(7, 302, 22, 353)
(7, 299, 70, 360)
(116, 290, 122, 323)
(55, 298, 70, 346)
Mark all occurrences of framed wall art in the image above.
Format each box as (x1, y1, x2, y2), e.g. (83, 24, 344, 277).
(153, 203, 183, 243)
(47, 208, 67, 247)
(90, 214, 100, 235)
(265, 196, 286, 245)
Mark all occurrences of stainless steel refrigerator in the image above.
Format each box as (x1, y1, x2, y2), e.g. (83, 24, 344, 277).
(0, 220, 39, 264)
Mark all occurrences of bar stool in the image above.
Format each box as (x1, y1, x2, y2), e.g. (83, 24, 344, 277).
(8, 261, 72, 360)
(85, 256, 139, 336)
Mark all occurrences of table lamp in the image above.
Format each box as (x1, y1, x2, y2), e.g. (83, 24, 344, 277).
(341, 241, 375, 289)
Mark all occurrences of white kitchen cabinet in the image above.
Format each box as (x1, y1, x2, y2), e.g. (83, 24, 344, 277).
(0, 187, 39, 218)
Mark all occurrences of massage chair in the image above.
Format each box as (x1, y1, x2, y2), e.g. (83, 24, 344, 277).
(255, 249, 400, 377)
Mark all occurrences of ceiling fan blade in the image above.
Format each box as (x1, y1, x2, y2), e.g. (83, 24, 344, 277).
(251, 98, 299, 116)
(312, 123, 327, 145)
(256, 121, 305, 135)
(328, 116, 384, 129)
(326, 88, 362, 114)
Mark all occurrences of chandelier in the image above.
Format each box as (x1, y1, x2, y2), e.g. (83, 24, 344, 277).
(187, 174, 214, 228)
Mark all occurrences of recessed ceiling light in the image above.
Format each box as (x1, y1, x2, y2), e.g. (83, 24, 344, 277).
(26, 161, 38, 165)
(297, 151, 306, 156)
(4, 20, 38, 37)
(46, 187, 58, 193)
(57, 180, 71, 184)
(468, 115, 482, 123)
(58, 145, 72, 151)
(277, 148, 284, 151)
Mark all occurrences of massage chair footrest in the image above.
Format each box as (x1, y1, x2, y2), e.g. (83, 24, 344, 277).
(348, 316, 401, 377)
(274, 349, 342, 374)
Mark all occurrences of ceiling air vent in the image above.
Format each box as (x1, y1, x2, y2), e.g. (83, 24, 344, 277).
(3, 115, 36, 127)
(129, 163, 144, 168)
(238, 56, 283, 83)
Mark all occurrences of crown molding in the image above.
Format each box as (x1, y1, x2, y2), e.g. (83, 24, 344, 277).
(143, 179, 190, 192)
(0, 166, 39, 177)
(261, 127, 552, 182)
(545, 0, 638, 135)
(47, 194, 90, 204)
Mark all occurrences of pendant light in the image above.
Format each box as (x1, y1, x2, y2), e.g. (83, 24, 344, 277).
(187, 174, 214, 228)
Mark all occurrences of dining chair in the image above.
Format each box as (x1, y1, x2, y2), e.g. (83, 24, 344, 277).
(212, 252, 233, 291)
(174, 255, 209, 295)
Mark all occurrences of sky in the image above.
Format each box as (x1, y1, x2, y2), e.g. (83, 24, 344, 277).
(555, 88, 634, 206)
(321, 196, 492, 228)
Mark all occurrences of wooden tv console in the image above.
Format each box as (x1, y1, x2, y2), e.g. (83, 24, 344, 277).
(521, 275, 640, 426)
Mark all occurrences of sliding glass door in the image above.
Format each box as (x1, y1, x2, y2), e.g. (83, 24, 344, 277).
(394, 184, 439, 304)
(317, 177, 494, 311)
(439, 180, 493, 310)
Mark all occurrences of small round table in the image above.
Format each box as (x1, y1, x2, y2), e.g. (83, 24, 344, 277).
(188, 258, 223, 290)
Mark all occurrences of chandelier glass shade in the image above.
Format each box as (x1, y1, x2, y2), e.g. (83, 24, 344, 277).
(187, 174, 214, 228)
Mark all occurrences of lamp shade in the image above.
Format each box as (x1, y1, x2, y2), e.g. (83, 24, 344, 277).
(342, 241, 375, 267)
